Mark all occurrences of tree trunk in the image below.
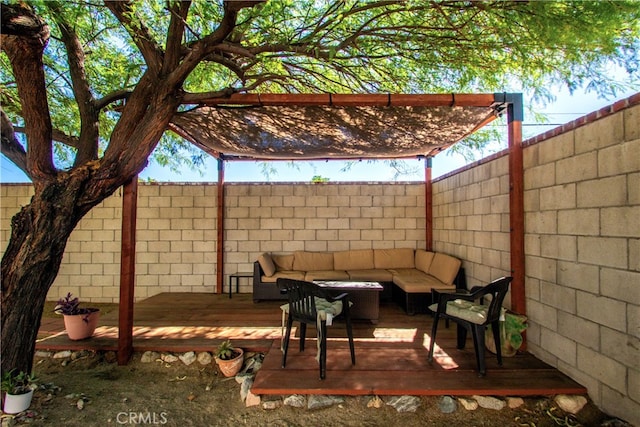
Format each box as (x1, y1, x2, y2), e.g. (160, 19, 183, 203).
(1, 170, 108, 375)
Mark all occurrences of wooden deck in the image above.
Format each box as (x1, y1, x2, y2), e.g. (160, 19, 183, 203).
(37, 292, 587, 397)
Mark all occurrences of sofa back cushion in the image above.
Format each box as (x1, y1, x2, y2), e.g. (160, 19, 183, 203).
(333, 249, 374, 271)
(292, 251, 334, 271)
(373, 248, 415, 269)
(428, 253, 461, 285)
(272, 254, 294, 271)
(415, 250, 435, 274)
(257, 253, 276, 277)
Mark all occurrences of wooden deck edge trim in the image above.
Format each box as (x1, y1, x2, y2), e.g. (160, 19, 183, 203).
(250, 386, 588, 397)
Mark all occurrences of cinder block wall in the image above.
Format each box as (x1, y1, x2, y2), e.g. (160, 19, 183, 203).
(1, 182, 425, 301)
(431, 100, 640, 424)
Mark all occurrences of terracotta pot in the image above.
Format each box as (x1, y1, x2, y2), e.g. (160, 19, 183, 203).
(2, 389, 34, 414)
(215, 348, 244, 377)
(63, 310, 100, 340)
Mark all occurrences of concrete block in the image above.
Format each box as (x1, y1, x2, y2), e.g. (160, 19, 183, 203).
(600, 326, 640, 369)
(540, 234, 576, 262)
(556, 151, 598, 185)
(598, 139, 640, 177)
(539, 131, 575, 163)
(557, 209, 599, 236)
(527, 300, 558, 330)
(540, 328, 577, 365)
(601, 384, 640, 427)
(624, 105, 640, 141)
(525, 255, 557, 282)
(557, 311, 599, 350)
(601, 268, 640, 305)
(577, 345, 626, 394)
(540, 281, 576, 313)
(576, 113, 624, 153)
(578, 237, 628, 269)
(601, 206, 640, 238)
(526, 211, 557, 234)
(577, 176, 627, 208)
(540, 184, 576, 211)
(576, 291, 627, 332)
(630, 173, 640, 205)
(631, 239, 640, 272)
(557, 261, 600, 293)
(524, 163, 556, 190)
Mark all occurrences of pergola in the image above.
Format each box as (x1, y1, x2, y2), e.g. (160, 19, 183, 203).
(116, 93, 524, 364)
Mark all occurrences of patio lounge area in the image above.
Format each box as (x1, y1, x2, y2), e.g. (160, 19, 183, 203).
(36, 292, 586, 397)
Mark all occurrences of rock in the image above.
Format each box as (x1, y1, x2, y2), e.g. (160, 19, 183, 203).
(245, 391, 260, 407)
(554, 395, 587, 415)
(235, 372, 253, 385)
(367, 396, 384, 408)
(262, 399, 281, 410)
(179, 351, 196, 366)
(240, 377, 254, 402)
(459, 397, 478, 410)
(1, 416, 15, 427)
(438, 396, 457, 414)
(161, 353, 178, 363)
(53, 350, 72, 359)
(103, 351, 117, 363)
(241, 354, 264, 374)
(196, 352, 212, 365)
(385, 395, 421, 413)
(307, 395, 344, 410)
(507, 397, 524, 409)
(71, 350, 91, 360)
(141, 351, 159, 363)
(35, 350, 53, 358)
(472, 395, 505, 410)
(283, 394, 306, 408)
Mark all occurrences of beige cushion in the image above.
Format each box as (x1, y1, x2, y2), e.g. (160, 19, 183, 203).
(347, 269, 393, 282)
(333, 249, 374, 271)
(257, 253, 276, 277)
(373, 248, 415, 269)
(273, 254, 294, 271)
(293, 251, 334, 271)
(260, 271, 306, 283)
(394, 273, 455, 293)
(304, 270, 350, 281)
(428, 253, 461, 285)
(415, 250, 435, 274)
(428, 300, 488, 325)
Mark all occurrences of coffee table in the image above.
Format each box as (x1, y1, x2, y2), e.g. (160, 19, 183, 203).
(314, 281, 384, 324)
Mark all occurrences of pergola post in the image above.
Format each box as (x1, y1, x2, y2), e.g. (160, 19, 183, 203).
(424, 156, 433, 251)
(216, 158, 225, 294)
(118, 176, 138, 365)
(504, 94, 525, 317)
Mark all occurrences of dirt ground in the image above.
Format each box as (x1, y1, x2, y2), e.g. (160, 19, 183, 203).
(1, 351, 630, 427)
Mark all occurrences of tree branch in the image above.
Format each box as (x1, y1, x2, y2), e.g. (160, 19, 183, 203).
(0, 109, 28, 176)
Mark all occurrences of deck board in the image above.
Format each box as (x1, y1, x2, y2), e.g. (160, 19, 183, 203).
(36, 293, 587, 397)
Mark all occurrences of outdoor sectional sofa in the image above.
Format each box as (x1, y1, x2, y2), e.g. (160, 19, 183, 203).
(252, 248, 464, 315)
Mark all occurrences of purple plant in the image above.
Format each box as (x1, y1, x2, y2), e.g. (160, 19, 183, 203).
(54, 292, 98, 323)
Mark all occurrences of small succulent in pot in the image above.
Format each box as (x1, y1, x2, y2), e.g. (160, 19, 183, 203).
(1, 369, 37, 395)
(214, 339, 241, 360)
(54, 292, 99, 323)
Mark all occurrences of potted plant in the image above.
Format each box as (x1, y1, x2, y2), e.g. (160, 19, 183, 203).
(1, 370, 37, 414)
(214, 340, 244, 377)
(54, 292, 100, 340)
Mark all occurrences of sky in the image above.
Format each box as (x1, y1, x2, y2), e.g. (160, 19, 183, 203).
(1, 85, 638, 184)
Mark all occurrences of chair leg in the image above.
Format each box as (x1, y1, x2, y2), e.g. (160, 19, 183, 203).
(282, 317, 293, 368)
(491, 321, 503, 366)
(471, 324, 487, 377)
(427, 313, 440, 362)
(319, 320, 327, 380)
(456, 323, 467, 349)
(345, 314, 356, 365)
(299, 322, 307, 352)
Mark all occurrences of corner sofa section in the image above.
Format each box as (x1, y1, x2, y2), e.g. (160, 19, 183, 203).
(252, 248, 462, 314)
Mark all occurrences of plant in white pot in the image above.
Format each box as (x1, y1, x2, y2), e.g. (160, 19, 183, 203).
(1, 370, 37, 414)
(54, 292, 100, 340)
(214, 340, 244, 377)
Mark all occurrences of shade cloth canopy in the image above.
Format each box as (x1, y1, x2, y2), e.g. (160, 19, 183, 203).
(170, 93, 512, 161)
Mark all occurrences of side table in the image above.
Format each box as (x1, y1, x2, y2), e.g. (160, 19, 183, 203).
(228, 272, 253, 298)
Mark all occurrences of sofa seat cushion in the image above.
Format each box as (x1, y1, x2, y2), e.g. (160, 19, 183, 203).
(304, 270, 350, 281)
(333, 249, 374, 271)
(428, 299, 488, 325)
(261, 271, 306, 283)
(293, 251, 334, 272)
(374, 248, 415, 269)
(347, 269, 393, 281)
(393, 273, 455, 293)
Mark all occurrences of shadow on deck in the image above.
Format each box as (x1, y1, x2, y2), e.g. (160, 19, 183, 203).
(36, 292, 586, 397)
